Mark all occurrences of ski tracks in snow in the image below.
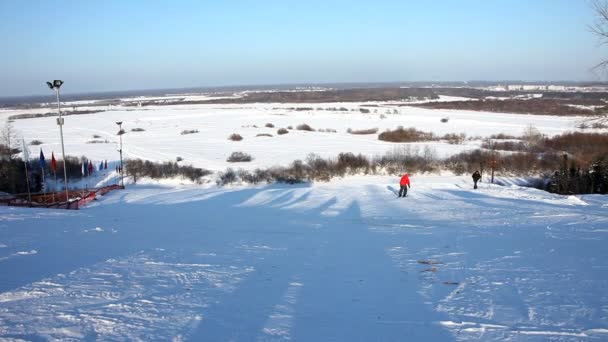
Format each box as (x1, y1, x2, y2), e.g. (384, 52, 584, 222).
(0, 176, 607, 340)
(359, 179, 608, 341)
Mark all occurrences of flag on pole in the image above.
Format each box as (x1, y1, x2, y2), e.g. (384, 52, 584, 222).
(39, 149, 46, 169)
(22, 139, 29, 161)
(40, 150, 47, 194)
(88, 161, 94, 175)
(51, 152, 57, 173)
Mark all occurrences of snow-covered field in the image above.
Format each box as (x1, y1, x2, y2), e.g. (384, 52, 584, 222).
(7, 99, 588, 172)
(1, 100, 607, 340)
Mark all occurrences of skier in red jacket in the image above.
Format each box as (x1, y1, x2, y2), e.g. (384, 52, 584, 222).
(399, 173, 410, 197)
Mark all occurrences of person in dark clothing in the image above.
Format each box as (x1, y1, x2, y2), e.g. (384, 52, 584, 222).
(472, 170, 481, 189)
(399, 173, 411, 197)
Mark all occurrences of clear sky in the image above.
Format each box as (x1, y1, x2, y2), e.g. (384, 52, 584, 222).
(0, 0, 605, 96)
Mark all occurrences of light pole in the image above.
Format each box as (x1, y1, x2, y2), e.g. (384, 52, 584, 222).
(116, 121, 125, 187)
(46, 80, 69, 201)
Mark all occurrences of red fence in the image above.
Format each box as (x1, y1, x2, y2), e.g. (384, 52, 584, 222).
(0, 185, 124, 210)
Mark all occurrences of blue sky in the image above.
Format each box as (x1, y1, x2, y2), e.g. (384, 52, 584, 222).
(0, 0, 605, 96)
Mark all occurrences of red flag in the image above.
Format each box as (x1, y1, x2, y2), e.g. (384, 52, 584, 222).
(88, 161, 94, 174)
(51, 152, 57, 173)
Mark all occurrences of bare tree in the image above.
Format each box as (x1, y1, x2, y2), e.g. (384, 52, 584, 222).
(590, 0, 608, 70)
(0, 119, 20, 160)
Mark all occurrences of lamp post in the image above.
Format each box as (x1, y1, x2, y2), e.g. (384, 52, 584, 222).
(46, 80, 69, 201)
(116, 121, 124, 187)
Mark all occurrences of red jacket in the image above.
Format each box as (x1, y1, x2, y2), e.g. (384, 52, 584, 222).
(400, 174, 410, 186)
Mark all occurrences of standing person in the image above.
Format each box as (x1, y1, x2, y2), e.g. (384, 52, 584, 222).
(399, 173, 411, 198)
(472, 170, 481, 189)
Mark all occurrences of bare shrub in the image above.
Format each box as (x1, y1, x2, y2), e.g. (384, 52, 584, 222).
(445, 149, 562, 176)
(265, 123, 275, 128)
(181, 129, 199, 135)
(336, 152, 371, 176)
(440, 117, 449, 123)
(277, 128, 289, 135)
(326, 107, 350, 112)
(29, 140, 43, 146)
(86, 139, 110, 144)
(442, 133, 466, 145)
(444, 150, 494, 175)
(544, 132, 608, 164)
(522, 125, 544, 149)
(125, 159, 211, 182)
(378, 126, 434, 142)
(256, 133, 273, 137)
(360, 108, 371, 114)
(176, 156, 183, 162)
(489, 133, 517, 139)
(217, 168, 237, 185)
(227, 151, 253, 162)
(481, 140, 527, 152)
(228, 133, 243, 141)
(92, 134, 102, 139)
(374, 146, 438, 174)
(131, 128, 146, 132)
(592, 121, 608, 129)
(268, 161, 306, 184)
(237, 169, 265, 184)
(347, 128, 378, 135)
(305, 153, 333, 181)
(318, 128, 337, 133)
(217, 163, 307, 185)
(287, 125, 293, 130)
(296, 123, 315, 131)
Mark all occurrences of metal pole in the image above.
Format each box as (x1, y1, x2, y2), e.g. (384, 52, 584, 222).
(118, 123, 124, 187)
(23, 160, 31, 203)
(56, 88, 69, 201)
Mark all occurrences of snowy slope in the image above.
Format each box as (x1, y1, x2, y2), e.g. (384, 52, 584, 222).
(0, 175, 607, 341)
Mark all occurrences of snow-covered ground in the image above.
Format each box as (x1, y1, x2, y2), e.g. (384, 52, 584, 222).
(2, 100, 607, 340)
(0, 175, 607, 340)
(10, 100, 587, 171)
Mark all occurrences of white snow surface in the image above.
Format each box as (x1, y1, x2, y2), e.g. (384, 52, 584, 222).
(0, 175, 607, 341)
(11, 101, 586, 171)
(2, 101, 607, 340)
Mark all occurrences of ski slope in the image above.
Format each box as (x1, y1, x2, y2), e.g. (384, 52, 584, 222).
(0, 175, 607, 341)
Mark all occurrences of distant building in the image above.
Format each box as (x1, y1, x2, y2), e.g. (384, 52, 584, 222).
(482, 84, 608, 92)
(506, 85, 549, 91)
(547, 85, 566, 91)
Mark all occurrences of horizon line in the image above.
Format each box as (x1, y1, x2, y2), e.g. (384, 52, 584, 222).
(4, 79, 608, 100)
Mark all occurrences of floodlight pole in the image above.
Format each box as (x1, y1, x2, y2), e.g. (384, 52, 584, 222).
(49, 80, 69, 201)
(117, 122, 124, 187)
